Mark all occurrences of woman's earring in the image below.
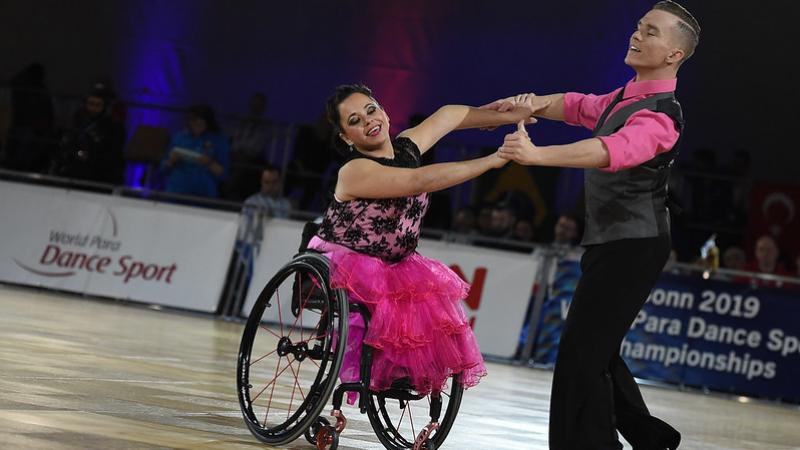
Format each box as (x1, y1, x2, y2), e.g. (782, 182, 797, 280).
(349, 144, 355, 152)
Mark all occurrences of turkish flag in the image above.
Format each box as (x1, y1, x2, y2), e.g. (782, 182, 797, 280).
(747, 182, 800, 259)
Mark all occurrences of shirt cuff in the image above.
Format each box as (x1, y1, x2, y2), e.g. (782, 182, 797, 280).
(563, 92, 584, 127)
(597, 135, 625, 172)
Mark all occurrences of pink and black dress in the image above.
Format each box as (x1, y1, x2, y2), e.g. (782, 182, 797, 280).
(308, 137, 486, 398)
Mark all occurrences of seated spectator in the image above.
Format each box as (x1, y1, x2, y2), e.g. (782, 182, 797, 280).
(161, 104, 230, 198)
(447, 207, 478, 244)
(721, 245, 746, 270)
(513, 219, 535, 243)
(52, 82, 125, 184)
(488, 203, 516, 239)
(243, 165, 292, 221)
(476, 203, 494, 236)
(553, 213, 581, 247)
(451, 207, 476, 235)
(236, 166, 292, 265)
(476, 203, 533, 252)
(740, 235, 791, 288)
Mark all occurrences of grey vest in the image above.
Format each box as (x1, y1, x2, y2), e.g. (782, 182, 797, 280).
(582, 89, 684, 245)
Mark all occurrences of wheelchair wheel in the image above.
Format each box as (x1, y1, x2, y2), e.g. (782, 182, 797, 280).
(237, 253, 348, 445)
(367, 376, 464, 450)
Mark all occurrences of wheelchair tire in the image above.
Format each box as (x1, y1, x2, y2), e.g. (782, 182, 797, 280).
(237, 252, 348, 445)
(367, 375, 464, 450)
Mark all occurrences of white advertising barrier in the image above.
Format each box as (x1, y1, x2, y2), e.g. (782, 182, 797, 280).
(0, 181, 238, 312)
(243, 219, 538, 358)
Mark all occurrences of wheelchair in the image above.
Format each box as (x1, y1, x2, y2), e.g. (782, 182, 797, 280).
(237, 251, 464, 450)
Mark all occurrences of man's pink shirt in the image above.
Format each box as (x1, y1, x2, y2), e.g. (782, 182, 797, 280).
(563, 78, 680, 172)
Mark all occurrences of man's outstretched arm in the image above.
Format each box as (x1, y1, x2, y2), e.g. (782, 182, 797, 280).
(482, 93, 566, 122)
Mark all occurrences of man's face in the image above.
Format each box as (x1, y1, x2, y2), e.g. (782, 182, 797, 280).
(452, 210, 475, 232)
(261, 170, 282, 196)
(490, 209, 515, 234)
(755, 237, 778, 267)
(85, 96, 105, 116)
(554, 216, 578, 244)
(624, 9, 684, 70)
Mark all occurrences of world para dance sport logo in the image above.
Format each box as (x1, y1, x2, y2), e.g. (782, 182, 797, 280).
(14, 207, 177, 284)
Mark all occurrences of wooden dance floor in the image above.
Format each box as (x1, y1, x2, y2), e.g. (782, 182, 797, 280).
(1, 284, 799, 449)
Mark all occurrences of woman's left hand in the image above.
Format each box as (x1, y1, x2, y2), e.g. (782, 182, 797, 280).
(498, 121, 538, 165)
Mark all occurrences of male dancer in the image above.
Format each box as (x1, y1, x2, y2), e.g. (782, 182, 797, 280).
(486, 2, 700, 449)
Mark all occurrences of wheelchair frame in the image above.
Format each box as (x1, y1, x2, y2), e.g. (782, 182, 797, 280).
(237, 251, 464, 450)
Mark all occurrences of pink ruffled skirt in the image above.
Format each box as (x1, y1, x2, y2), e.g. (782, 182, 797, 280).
(308, 237, 486, 399)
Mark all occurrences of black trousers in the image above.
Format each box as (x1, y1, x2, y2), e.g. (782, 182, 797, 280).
(548, 234, 674, 450)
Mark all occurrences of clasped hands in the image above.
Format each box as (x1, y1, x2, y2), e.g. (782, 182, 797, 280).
(482, 93, 545, 166)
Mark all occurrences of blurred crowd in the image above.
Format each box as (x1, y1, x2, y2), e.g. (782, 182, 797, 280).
(1, 62, 798, 285)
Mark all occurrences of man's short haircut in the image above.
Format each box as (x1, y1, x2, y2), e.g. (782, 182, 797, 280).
(653, 0, 701, 61)
(263, 164, 281, 176)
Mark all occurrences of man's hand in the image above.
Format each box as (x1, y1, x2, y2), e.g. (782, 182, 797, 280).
(517, 93, 551, 118)
(479, 93, 549, 130)
(480, 95, 517, 113)
(498, 120, 538, 165)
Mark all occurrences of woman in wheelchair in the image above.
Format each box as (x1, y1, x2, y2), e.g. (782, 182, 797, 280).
(237, 84, 548, 449)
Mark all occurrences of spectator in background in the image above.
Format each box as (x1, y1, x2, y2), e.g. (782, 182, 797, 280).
(225, 92, 272, 200)
(476, 203, 494, 236)
(721, 245, 746, 270)
(3, 63, 55, 173)
(242, 165, 292, 222)
(451, 207, 477, 235)
(475, 202, 529, 252)
(745, 235, 790, 276)
(161, 104, 230, 198)
(489, 203, 516, 239)
(53, 81, 125, 184)
(448, 206, 478, 244)
(737, 235, 791, 288)
(512, 218, 535, 243)
(553, 213, 581, 246)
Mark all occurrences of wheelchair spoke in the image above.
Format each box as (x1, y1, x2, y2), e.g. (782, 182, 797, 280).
(248, 347, 278, 366)
(252, 355, 295, 403)
(286, 369, 297, 420)
(258, 323, 282, 339)
(238, 255, 348, 444)
(398, 400, 408, 429)
(408, 401, 416, 442)
(287, 273, 319, 340)
(262, 355, 283, 427)
(287, 360, 307, 402)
